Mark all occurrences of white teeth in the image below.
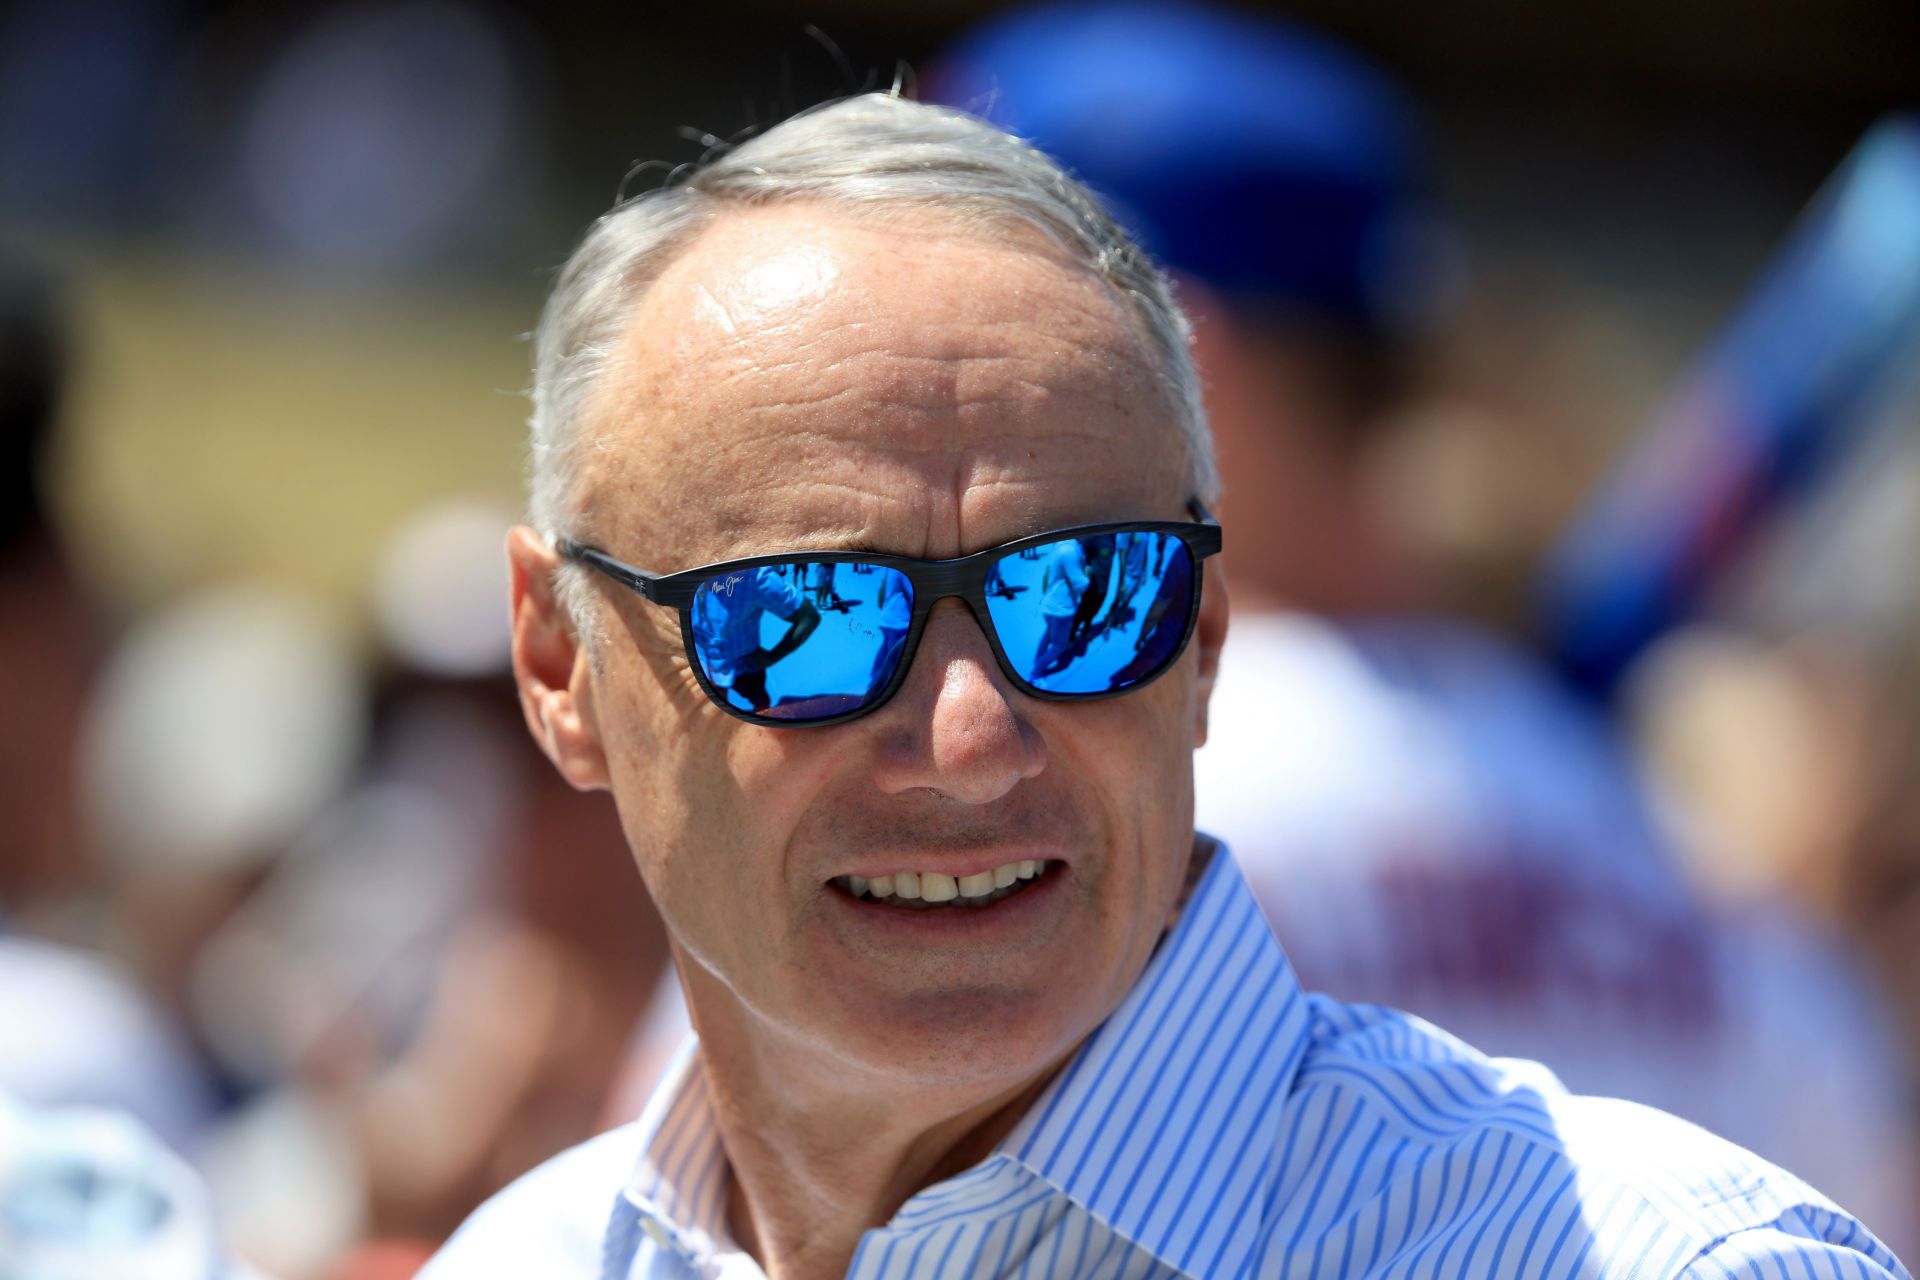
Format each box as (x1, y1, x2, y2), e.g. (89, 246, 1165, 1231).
(958, 871, 996, 898)
(839, 859, 1051, 906)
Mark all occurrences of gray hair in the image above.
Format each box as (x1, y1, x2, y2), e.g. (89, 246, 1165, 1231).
(530, 93, 1215, 627)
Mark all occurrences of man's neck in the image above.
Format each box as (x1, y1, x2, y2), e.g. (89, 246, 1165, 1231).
(690, 995, 1067, 1280)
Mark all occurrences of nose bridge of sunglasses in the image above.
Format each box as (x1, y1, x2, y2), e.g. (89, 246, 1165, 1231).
(916, 593, 997, 648)
(912, 552, 994, 605)
(917, 550, 1028, 648)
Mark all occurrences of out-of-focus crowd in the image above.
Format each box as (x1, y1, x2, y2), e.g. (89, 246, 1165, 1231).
(3, 266, 676, 1276)
(3, 1, 1918, 1276)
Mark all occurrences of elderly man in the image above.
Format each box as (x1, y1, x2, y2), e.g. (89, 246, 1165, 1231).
(420, 95, 1904, 1280)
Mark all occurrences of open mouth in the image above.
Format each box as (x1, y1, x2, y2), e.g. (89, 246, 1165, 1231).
(830, 859, 1055, 911)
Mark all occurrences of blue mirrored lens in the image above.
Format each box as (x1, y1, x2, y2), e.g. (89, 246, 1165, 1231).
(689, 562, 915, 721)
(984, 532, 1195, 694)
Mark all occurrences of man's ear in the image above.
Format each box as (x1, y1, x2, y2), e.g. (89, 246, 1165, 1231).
(507, 526, 610, 791)
(1191, 557, 1230, 749)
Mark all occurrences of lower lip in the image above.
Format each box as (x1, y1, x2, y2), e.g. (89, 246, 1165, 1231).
(824, 866, 1066, 940)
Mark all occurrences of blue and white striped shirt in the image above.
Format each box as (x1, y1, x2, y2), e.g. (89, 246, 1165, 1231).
(421, 846, 1909, 1279)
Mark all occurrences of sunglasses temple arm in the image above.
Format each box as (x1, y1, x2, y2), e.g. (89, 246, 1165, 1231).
(1181, 501, 1223, 559)
(556, 539, 669, 604)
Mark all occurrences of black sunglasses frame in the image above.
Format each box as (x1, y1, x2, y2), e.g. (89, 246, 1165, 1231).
(557, 503, 1222, 728)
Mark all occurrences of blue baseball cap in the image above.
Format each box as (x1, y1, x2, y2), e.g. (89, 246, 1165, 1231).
(929, 1, 1447, 337)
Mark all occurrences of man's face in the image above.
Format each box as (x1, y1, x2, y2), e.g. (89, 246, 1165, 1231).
(556, 204, 1224, 1095)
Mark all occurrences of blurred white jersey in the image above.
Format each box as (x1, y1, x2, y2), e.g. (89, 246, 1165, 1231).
(1197, 611, 1918, 1252)
(0, 935, 215, 1160)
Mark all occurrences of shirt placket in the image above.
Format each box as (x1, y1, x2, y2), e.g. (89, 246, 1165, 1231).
(604, 1192, 709, 1280)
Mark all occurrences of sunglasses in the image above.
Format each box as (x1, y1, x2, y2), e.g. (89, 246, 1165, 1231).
(557, 504, 1221, 728)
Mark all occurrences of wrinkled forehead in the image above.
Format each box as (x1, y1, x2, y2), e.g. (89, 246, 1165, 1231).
(572, 204, 1191, 569)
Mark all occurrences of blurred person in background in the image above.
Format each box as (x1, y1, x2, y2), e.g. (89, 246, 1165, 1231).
(0, 258, 260, 1276)
(74, 579, 376, 1276)
(1569, 106, 1920, 1189)
(0, 259, 220, 1160)
(0, 1094, 262, 1279)
(112, 504, 676, 1280)
(11, 346, 669, 1280)
(935, 0, 1919, 1249)
(337, 503, 673, 1269)
(1847, 667, 1920, 1127)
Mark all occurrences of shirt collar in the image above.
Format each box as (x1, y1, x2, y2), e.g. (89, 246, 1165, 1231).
(620, 1038, 735, 1265)
(997, 841, 1314, 1278)
(619, 842, 1314, 1280)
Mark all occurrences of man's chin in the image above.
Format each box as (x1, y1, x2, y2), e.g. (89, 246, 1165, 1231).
(780, 867, 1134, 1085)
(812, 980, 1095, 1095)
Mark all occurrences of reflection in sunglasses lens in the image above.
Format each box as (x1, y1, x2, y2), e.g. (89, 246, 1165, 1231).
(691, 563, 914, 721)
(985, 533, 1194, 694)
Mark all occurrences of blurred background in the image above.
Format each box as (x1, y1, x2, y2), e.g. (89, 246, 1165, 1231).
(2, 0, 1918, 1275)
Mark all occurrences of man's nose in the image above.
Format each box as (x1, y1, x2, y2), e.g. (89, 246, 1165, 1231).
(868, 599, 1048, 803)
